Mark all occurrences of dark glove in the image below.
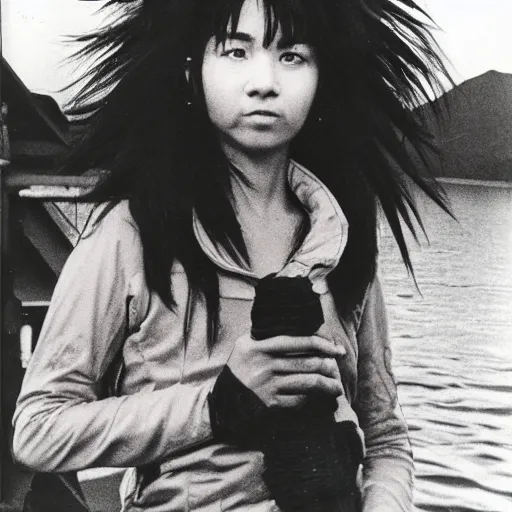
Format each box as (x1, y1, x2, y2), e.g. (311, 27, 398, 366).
(208, 365, 268, 450)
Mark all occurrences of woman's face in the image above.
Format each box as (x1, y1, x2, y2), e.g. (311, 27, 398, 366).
(201, 0, 319, 157)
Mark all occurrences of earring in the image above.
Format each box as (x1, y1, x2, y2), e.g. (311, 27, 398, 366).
(185, 57, 193, 106)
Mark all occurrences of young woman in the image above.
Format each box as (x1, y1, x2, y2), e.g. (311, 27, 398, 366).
(13, 0, 451, 511)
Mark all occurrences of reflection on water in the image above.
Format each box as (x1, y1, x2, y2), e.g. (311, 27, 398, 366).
(379, 183, 512, 512)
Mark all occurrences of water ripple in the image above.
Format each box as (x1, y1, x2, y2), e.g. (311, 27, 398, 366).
(379, 184, 512, 511)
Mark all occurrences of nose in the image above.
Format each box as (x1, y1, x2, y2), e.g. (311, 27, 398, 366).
(244, 54, 280, 98)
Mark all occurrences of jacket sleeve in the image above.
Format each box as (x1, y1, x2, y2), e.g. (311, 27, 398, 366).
(353, 278, 415, 512)
(12, 203, 213, 473)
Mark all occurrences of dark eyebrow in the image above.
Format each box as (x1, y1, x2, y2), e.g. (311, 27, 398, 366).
(224, 31, 310, 50)
(276, 38, 310, 50)
(225, 32, 254, 43)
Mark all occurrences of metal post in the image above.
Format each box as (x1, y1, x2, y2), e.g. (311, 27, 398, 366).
(0, 163, 5, 506)
(0, 0, 10, 501)
(0, 0, 5, 498)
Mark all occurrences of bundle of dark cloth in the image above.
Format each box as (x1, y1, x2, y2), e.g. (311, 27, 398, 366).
(251, 275, 362, 512)
(209, 275, 363, 512)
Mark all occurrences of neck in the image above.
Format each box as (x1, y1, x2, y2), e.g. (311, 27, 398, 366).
(222, 144, 292, 216)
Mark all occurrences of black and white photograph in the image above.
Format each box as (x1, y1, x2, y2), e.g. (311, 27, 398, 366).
(0, 1, 511, 511)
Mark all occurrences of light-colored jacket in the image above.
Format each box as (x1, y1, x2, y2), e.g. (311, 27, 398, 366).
(13, 161, 414, 512)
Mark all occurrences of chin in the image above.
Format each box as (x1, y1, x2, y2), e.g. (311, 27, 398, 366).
(233, 135, 293, 155)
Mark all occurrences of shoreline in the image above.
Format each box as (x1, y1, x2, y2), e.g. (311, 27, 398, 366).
(436, 177, 512, 189)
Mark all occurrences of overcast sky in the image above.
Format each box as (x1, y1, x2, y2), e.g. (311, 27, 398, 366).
(2, 0, 512, 106)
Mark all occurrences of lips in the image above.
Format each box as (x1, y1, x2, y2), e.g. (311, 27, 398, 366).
(246, 110, 280, 117)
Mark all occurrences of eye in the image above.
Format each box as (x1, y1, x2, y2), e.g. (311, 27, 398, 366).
(221, 48, 247, 60)
(281, 52, 306, 65)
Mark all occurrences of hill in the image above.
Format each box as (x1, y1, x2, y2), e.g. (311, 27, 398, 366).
(415, 70, 512, 182)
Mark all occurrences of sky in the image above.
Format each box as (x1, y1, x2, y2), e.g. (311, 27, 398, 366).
(2, 0, 512, 107)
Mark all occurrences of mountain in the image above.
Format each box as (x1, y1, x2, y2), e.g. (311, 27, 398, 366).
(415, 70, 512, 182)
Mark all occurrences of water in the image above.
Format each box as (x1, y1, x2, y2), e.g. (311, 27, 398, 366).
(378, 183, 512, 512)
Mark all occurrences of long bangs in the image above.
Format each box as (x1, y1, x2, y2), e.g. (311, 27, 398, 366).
(201, 0, 321, 50)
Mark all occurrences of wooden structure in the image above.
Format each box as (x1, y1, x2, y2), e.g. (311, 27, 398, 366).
(0, 58, 120, 511)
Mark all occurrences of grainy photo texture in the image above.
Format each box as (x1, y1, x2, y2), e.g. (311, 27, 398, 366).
(0, 1, 511, 511)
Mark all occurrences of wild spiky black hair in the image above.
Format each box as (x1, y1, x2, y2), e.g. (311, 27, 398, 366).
(65, 0, 453, 345)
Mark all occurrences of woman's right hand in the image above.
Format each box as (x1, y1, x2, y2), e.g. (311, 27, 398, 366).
(226, 334, 345, 408)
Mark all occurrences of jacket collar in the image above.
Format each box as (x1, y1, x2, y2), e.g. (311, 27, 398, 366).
(193, 160, 348, 293)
